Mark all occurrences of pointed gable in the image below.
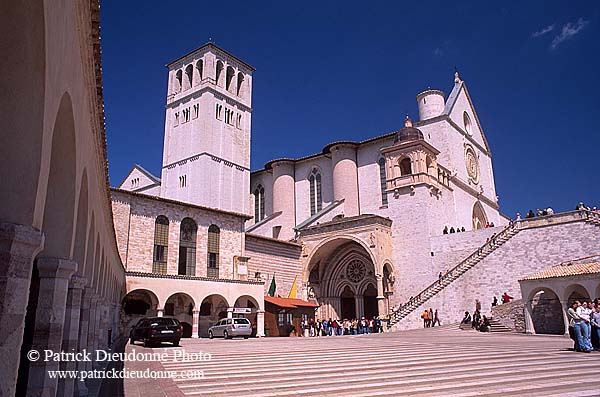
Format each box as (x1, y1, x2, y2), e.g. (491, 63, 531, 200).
(117, 164, 161, 193)
(443, 78, 491, 154)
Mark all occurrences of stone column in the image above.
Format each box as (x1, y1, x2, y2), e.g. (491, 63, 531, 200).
(157, 308, 164, 317)
(561, 301, 571, 336)
(523, 300, 535, 334)
(0, 223, 44, 397)
(256, 310, 265, 337)
(57, 275, 86, 397)
(76, 288, 92, 396)
(355, 295, 364, 319)
(85, 294, 99, 372)
(376, 275, 386, 318)
(192, 310, 200, 338)
(27, 257, 77, 397)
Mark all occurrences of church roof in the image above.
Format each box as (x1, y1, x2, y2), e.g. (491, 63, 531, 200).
(520, 256, 600, 281)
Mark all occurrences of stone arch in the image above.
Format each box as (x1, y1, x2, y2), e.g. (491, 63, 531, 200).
(194, 59, 203, 84)
(304, 235, 378, 282)
(472, 201, 488, 230)
(0, 0, 45, 227)
(362, 283, 378, 319)
(39, 92, 77, 259)
(174, 69, 182, 93)
(215, 60, 224, 86)
(122, 289, 159, 316)
(234, 295, 261, 311)
(236, 72, 245, 97)
(198, 294, 229, 337)
(164, 293, 195, 337)
(399, 157, 412, 176)
(564, 283, 591, 306)
(183, 64, 193, 90)
(304, 236, 378, 320)
(527, 287, 564, 335)
(225, 65, 235, 92)
(72, 169, 88, 273)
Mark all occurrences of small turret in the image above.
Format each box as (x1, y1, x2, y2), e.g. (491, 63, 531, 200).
(416, 89, 445, 121)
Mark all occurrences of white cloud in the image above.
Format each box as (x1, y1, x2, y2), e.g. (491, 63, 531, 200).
(433, 47, 443, 57)
(550, 18, 589, 49)
(532, 24, 555, 38)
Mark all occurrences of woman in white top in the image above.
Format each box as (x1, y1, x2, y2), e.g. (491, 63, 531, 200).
(576, 302, 593, 351)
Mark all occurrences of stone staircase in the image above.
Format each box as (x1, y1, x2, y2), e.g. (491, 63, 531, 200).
(388, 209, 600, 329)
(388, 223, 520, 327)
(489, 318, 512, 333)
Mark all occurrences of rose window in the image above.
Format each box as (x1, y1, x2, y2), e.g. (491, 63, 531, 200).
(346, 260, 366, 283)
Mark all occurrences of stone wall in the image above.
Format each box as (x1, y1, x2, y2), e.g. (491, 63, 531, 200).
(245, 234, 302, 296)
(491, 299, 525, 333)
(111, 189, 247, 279)
(394, 218, 600, 330)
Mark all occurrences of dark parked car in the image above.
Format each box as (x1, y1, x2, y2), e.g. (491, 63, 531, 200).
(130, 317, 182, 347)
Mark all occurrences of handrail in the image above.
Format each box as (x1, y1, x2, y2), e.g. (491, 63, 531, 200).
(392, 222, 517, 316)
(389, 209, 599, 322)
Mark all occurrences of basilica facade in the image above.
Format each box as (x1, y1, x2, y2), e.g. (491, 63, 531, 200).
(115, 42, 514, 330)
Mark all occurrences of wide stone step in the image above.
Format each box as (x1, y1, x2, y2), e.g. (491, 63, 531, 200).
(224, 360, 600, 397)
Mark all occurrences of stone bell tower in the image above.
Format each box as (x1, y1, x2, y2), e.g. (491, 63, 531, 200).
(160, 43, 255, 214)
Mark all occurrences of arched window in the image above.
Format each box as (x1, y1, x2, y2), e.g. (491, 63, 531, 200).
(184, 64, 193, 90)
(236, 72, 244, 97)
(195, 59, 203, 83)
(472, 201, 488, 230)
(254, 185, 265, 222)
(400, 158, 412, 176)
(309, 169, 323, 216)
(215, 61, 224, 86)
(226, 66, 235, 92)
(207, 225, 220, 278)
(378, 158, 388, 206)
(178, 218, 197, 276)
(174, 70, 183, 93)
(153, 216, 169, 274)
(463, 112, 472, 135)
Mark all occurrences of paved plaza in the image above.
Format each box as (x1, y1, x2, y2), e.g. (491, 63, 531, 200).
(122, 326, 600, 397)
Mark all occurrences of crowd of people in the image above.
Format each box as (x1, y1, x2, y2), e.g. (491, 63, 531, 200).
(421, 308, 441, 327)
(515, 202, 599, 221)
(567, 300, 600, 353)
(461, 309, 491, 332)
(299, 317, 385, 336)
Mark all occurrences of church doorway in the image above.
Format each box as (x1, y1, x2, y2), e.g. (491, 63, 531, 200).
(363, 284, 378, 319)
(305, 237, 379, 321)
(340, 286, 356, 320)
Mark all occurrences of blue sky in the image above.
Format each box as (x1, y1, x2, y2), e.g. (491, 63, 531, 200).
(102, 1, 599, 217)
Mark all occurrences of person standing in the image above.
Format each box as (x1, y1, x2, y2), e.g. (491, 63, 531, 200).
(568, 301, 591, 352)
(492, 296, 498, 307)
(428, 308, 434, 328)
(433, 309, 440, 326)
(421, 310, 429, 328)
(591, 305, 600, 350)
(577, 302, 593, 351)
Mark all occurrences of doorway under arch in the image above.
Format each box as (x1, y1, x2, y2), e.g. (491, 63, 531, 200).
(305, 237, 378, 320)
(340, 286, 356, 320)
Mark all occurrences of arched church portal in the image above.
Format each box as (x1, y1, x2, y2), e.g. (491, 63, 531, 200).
(305, 238, 379, 320)
(472, 201, 488, 230)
